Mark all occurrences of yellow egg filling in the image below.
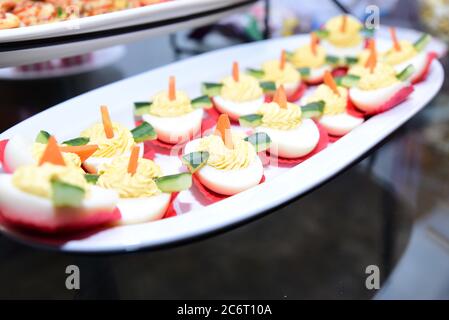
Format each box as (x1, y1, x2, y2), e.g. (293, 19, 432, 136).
(258, 102, 302, 130)
(149, 90, 193, 117)
(325, 15, 363, 48)
(81, 122, 134, 158)
(261, 60, 301, 86)
(349, 63, 399, 90)
(196, 134, 255, 170)
(220, 74, 263, 102)
(292, 44, 327, 69)
(97, 155, 162, 199)
(306, 84, 347, 115)
(12, 163, 87, 199)
(384, 40, 418, 65)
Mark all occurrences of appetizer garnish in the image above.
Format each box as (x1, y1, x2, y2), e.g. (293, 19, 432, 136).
(239, 86, 322, 159)
(305, 71, 364, 137)
(289, 33, 332, 84)
(94, 145, 192, 224)
(202, 62, 273, 121)
(317, 15, 369, 65)
(247, 50, 306, 101)
(383, 28, 436, 84)
(345, 47, 415, 115)
(79, 106, 155, 172)
(0, 11, 20, 30)
(183, 114, 268, 196)
(3, 129, 98, 173)
(134, 76, 212, 145)
(0, 136, 119, 232)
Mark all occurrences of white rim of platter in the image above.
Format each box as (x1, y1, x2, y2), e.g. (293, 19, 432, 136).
(0, 31, 445, 253)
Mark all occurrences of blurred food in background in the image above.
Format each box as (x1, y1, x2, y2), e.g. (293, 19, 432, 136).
(418, 0, 449, 44)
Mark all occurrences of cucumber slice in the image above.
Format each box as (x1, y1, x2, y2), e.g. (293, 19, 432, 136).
(397, 64, 415, 81)
(63, 137, 90, 146)
(301, 101, 325, 119)
(260, 81, 276, 93)
(326, 55, 340, 65)
(182, 151, 209, 173)
(335, 74, 360, 88)
(35, 130, 51, 144)
(314, 29, 329, 39)
(239, 114, 263, 128)
(155, 173, 192, 193)
(201, 82, 223, 97)
(360, 26, 375, 38)
(131, 121, 157, 143)
(191, 95, 212, 109)
(414, 34, 431, 52)
(345, 57, 359, 65)
(247, 68, 265, 79)
(134, 102, 152, 116)
(244, 132, 271, 152)
(297, 67, 311, 77)
(84, 174, 100, 185)
(51, 179, 85, 208)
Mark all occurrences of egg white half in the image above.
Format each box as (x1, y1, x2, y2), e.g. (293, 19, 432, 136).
(319, 113, 364, 137)
(306, 65, 333, 84)
(0, 174, 118, 230)
(213, 96, 265, 121)
(349, 82, 407, 113)
(142, 109, 204, 144)
(84, 142, 144, 173)
(391, 52, 428, 83)
(116, 193, 171, 225)
(321, 41, 365, 60)
(256, 119, 320, 159)
(184, 139, 264, 196)
(3, 135, 35, 173)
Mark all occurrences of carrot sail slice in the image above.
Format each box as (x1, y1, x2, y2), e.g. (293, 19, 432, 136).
(127, 145, 140, 175)
(215, 114, 234, 149)
(273, 85, 288, 108)
(59, 145, 98, 162)
(340, 15, 347, 33)
(232, 61, 239, 82)
(169, 76, 176, 101)
(39, 136, 65, 166)
(280, 49, 286, 70)
(390, 27, 401, 52)
(324, 71, 340, 96)
(101, 105, 114, 139)
(311, 33, 318, 56)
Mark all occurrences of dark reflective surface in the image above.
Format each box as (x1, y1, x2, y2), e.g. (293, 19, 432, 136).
(0, 14, 449, 299)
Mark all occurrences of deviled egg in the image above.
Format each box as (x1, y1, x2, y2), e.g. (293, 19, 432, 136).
(135, 76, 212, 145)
(3, 130, 98, 173)
(94, 145, 192, 225)
(183, 114, 268, 196)
(347, 48, 415, 114)
(383, 28, 435, 84)
(79, 106, 154, 172)
(0, 137, 119, 232)
(305, 71, 364, 137)
(202, 62, 271, 121)
(239, 86, 321, 159)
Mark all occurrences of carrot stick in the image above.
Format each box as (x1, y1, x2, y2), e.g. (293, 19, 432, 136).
(389, 27, 401, 52)
(38, 136, 65, 166)
(365, 47, 377, 73)
(100, 105, 114, 139)
(340, 15, 347, 33)
(232, 61, 239, 82)
(273, 85, 288, 109)
(324, 71, 340, 96)
(280, 49, 286, 70)
(367, 38, 376, 52)
(82, 163, 97, 174)
(169, 76, 176, 101)
(311, 33, 318, 56)
(214, 114, 234, 149)
(59, 145, 99, 162)
(127, 145, 140, 175)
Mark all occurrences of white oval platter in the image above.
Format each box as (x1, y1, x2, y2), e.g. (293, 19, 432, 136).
(0, 31, 444, 253)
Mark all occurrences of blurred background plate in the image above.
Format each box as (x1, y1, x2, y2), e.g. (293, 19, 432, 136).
(0, 0, 257, 67)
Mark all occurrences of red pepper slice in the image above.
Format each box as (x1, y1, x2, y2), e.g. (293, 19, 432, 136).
(412, 51, 438, 85)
